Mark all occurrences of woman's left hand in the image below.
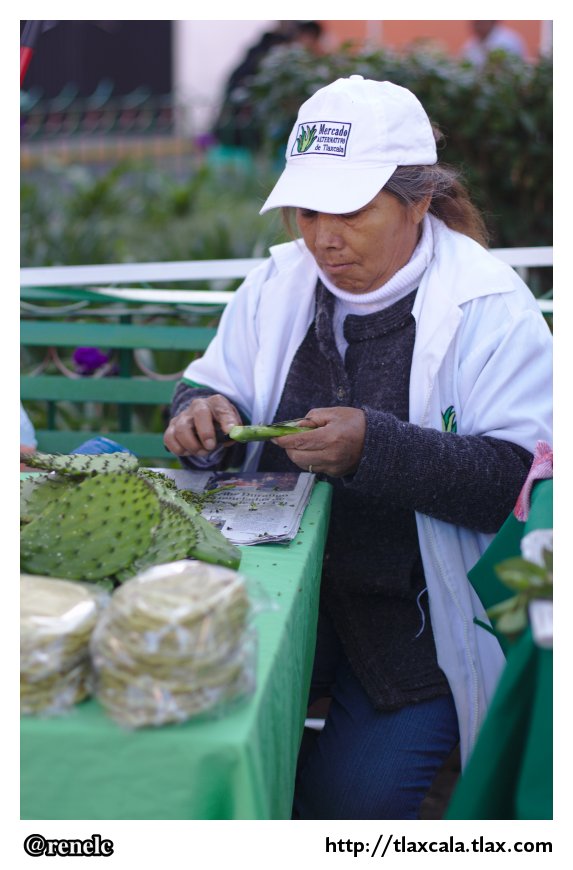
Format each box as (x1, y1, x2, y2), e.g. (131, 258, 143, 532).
(272, 407, 366, 477)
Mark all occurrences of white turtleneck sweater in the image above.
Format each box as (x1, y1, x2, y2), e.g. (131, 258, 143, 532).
(317, 214, 434, 360)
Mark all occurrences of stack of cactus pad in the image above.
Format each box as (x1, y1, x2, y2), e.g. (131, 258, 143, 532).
(20, 574, 108, 715)
(20, 452, 241, 588)
(91, 560, 255, 727)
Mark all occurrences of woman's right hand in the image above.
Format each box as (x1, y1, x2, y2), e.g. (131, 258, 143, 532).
(163, 394, 242, 457)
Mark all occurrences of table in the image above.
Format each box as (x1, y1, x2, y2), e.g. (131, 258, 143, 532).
(446, 479, 552, 820)
(20, 482, 332, 820)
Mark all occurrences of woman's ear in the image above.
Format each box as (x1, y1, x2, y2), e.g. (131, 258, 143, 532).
(411, 194, 432, 225)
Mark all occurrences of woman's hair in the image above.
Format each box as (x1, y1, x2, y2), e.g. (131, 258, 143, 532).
(384, 162, 489, 247)
(281, 127, 490, 247)
(376, 124, 488, 246)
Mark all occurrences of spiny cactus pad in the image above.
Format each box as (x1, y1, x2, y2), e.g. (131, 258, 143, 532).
(190, 512, 242, 570)
(144, 477, 241, 569)
(21, 473, 160, 581)
(136, 469, 241, 569)
(20, 453, 242, 584)
(20, 474, 72, 524)
(126, 501, 199, 576)
(21, 451, 139, 476)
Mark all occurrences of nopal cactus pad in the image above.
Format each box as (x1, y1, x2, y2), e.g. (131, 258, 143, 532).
(125, 500, 199, 577)
(21, 451, 139, 477)
(145, 477, 241, 570)
(20, 473, 160, 581)
(20, 474, 73, 524)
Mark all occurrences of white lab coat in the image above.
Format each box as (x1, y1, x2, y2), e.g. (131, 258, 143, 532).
(183, 215, 553, 763)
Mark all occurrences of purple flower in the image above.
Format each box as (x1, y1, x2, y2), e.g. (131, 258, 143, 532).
(195, 132, 218, 151)
(72, 346, 110, 375)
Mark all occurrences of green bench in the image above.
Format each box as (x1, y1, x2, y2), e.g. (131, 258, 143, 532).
(21, 249, 552, 463)
(20, 260, 264, 462)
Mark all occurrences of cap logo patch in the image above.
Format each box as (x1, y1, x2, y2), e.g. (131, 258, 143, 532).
(291, 121, 351, 157)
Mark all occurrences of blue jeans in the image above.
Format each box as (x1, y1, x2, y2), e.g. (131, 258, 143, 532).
(71, 437, 134, 455)
(293, 611, 460, 820)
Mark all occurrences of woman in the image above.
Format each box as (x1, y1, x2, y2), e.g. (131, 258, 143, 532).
(164, 76, 552, 819)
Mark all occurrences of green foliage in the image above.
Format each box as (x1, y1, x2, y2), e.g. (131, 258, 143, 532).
(21, 157, 285, 268)
(236, 43, 553, 248)
(487, 548, 553, 640)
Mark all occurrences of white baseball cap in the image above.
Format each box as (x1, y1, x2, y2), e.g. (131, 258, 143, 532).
(260, 75, 437, 215)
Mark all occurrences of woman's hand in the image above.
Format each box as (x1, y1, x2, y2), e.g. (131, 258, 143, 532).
(272, 407, 366, 477)
(163, 394, 242, 457)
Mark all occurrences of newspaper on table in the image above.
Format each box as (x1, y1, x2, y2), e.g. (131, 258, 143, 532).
(154, 469, 316, 545)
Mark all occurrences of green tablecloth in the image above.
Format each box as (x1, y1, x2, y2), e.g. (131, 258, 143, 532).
(20, 482, 332, 821)
(446, 479, 553, 820)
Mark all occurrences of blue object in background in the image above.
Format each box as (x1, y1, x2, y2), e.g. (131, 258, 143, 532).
(71, 436, 134, 455)
(20, 402, 38, 448)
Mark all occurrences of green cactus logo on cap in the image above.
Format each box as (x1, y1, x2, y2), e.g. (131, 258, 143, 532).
(296, 124, 318, 153)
